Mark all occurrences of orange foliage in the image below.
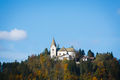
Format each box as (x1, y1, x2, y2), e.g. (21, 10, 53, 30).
(92, 76, 98, 80)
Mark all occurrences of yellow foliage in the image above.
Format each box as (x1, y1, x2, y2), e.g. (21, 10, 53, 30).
(40, 54, 45, 65)
(100, 78, 103, 80)
(70, 74, 78, 80)
(97, 61, 104, 67)
(64, 63, 68, 71)
(37, 70, 41, 76)
(92, 76, 98, 80)
(63, 63, 71, 80)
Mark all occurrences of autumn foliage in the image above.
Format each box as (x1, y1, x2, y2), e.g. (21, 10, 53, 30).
(0, 49, 120, 80)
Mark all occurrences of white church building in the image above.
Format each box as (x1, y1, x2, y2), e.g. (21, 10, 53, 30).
(50, 39, 76, 60)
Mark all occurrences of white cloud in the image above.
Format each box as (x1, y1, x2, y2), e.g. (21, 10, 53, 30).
(0, 28, 27, 41)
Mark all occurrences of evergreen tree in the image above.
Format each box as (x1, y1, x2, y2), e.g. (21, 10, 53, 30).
(87, 50, 94, 57)
(0, 51, 120, 80)
(44, 48, 49, 55)
(75, 49, 85, 61)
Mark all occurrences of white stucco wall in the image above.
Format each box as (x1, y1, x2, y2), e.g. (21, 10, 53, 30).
(57, 51, 67, 56)
(68, 52, 75, 58)
(50, 45, 56, 58)
(57, 51, 76, 60)
(83, 58, 87, 61)
(58, 54, 70, 60)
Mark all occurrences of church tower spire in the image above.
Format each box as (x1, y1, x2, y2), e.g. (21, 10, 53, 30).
(51, 38, 56, 47)
(50, 38, 57, 58)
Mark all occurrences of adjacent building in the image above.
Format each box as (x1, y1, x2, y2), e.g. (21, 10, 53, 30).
(50, 38, 95, 61)
(50, 38, 76, 60)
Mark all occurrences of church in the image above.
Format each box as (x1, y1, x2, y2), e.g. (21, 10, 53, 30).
(50, 38, 76, 60)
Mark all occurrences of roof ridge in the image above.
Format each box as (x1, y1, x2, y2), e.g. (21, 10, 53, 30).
(58, 47, 67, 51)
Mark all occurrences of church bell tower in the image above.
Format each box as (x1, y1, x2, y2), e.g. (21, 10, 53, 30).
(50, 38, 57, 58)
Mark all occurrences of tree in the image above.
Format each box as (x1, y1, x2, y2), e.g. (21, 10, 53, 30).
(92, 77, 98, 80)
(0, 62, 2, 72)
(75, 49, 85, 61)
(88, 50, 94, 57)
(1, 51, 120, 80)
(54, 62, 63, 80)
(63, 63, 71, 80)
(44, 48, 49, 55)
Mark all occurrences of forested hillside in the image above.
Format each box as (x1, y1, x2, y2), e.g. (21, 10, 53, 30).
(0, 48, 120, 80)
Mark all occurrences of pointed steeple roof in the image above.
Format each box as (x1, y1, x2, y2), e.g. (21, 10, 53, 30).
(51, 38, 56, 47)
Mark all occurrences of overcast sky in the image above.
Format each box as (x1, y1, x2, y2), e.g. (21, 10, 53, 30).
(0, 0, 120, 62)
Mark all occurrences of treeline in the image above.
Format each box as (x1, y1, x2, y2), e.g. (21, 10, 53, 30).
(0, 48, 120, 80)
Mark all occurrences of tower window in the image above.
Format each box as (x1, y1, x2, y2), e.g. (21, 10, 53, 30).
(52, 49, 54, 51)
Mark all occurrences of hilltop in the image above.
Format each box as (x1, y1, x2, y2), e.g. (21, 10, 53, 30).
(0, 48, 120, 80)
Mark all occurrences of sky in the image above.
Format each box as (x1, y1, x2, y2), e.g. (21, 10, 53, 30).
(0, 0, 120, 62)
